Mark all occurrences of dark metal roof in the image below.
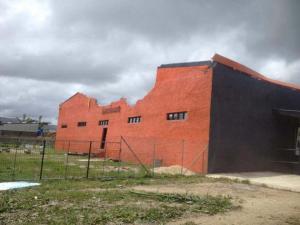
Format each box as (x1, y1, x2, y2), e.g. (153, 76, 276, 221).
(47, 125, 57, 132)
(0, 123, 39, 132)
(273, 109, 300, 119)
(0, 123, 56, 133)
(0, 117, 20, 124)
(158, 60, 212, 68)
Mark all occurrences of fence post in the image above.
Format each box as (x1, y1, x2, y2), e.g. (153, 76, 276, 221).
(39, 140, 46, 180)
(202, 148, 205, 174)
(12, 146, 18, 181)
(102, 142, 107, 177)
(117, 138, 122, 175)
(181, 140, 185, 175)
(183, 144, 208, 175)
(64, 141, 70, 179)
(152, 142, 156, 177)
(86, 141, 92, 179)
(120, 136, 150, 175)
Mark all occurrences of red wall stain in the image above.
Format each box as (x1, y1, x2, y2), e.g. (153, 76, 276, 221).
(56, 64, 213, 173)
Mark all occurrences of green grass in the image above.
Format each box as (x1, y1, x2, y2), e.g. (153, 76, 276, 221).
(0, 143, 240, 224)
(0, 177, 234, 225)
(129, 191, 232, 215)
(0, 146, 149, 181)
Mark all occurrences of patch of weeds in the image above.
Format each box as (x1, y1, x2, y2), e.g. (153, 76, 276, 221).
(205, 176, 253, 185)
(140, 205, 185, 223)
(90, 205, 184, 225)
(241, 179, 251, 185)
(129, 191, 233, 215)
(191, 195, 232, 215)
(96, 206, 139, 224)
(0, 193, 10, 213)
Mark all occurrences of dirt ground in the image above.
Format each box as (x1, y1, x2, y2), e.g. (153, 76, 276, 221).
(133, 181, 300, 225)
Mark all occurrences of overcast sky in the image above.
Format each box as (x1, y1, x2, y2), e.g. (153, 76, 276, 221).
(0, 0, 299, 124)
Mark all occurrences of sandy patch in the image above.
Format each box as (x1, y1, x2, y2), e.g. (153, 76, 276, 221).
(132, 182, 300, 225)
(153, 165, 195, 176)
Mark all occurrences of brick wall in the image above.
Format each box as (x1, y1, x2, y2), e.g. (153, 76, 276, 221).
(56, 64, 213, 173)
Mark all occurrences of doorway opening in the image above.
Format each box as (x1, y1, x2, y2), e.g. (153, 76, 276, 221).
(100, 127, 108, 149)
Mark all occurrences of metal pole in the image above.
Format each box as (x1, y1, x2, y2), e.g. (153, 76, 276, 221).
(62, 140, 65, 151)
(152, 142, 156, 177)
(39, 140, 46, 180)
(102, 142, 107, 177)
(86, 141, 92, 179)
(184, 144, 208, 175)
(64, 141, 70, 179)
(181, 140, 184, 175)
(117, 138, 122, 175)
(120, 136, 150, 175)
(202, 150, 205, 174)
(12, 146, 18, 181)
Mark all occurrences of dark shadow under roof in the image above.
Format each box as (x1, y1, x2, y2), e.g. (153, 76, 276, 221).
(273, 109, 300, 119)
(158, 60, 211, 68)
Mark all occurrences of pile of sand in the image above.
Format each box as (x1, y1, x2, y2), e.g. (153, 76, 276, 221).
(153, 165, 195, 176)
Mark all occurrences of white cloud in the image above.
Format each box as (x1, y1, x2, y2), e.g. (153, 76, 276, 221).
(260, 58, 300, 83)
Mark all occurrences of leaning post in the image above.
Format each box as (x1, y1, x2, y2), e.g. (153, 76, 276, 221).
(39, 140, 46, 180)
(86, 141, 92, 179)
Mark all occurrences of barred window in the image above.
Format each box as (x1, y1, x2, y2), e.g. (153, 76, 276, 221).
(61, 124, 68, 128)
(167, 112, 187, 120)
(77, 121, 87, 127)
(99, 120, 109, 126)
(128, 116, 141, 124)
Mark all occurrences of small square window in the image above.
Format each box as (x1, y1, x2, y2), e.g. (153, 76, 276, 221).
(167, 112, 187, 121)
(128, 116, 141, 124)
(77, 121, 87, 127)
(99, 120, 108, 126)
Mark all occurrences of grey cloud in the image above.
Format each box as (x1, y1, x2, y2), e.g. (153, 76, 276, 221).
(0, 0, 299, 123)
(49, 0, 300, 59)
(0, 52, 123, 84)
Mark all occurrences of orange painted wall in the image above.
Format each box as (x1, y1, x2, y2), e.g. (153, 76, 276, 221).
(56, 64, 213, 173)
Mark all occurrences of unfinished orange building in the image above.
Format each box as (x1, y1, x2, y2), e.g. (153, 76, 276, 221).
(56, 54, 300, 174)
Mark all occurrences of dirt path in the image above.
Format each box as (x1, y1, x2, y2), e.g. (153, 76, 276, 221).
(132, 182, 300, 225)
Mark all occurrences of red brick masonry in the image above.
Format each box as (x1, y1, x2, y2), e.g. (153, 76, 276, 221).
(56, 54, 300, 173)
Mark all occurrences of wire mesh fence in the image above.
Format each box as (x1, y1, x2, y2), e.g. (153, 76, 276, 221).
(119, 136, 208, 176)
(0, 136, 208, 181)
(0, 138, 45, 181)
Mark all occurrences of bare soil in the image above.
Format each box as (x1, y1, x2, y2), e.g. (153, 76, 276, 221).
(132, 181, 300, 225)
(153, 165, 196, 176)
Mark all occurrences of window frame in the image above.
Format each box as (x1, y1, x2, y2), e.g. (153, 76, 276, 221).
(166, 111, 187, 121)
(77, 121, 87, 127)
(61, 124, 68, 128)
(99, 120, 109, 126)
(128, 116, 142, 124)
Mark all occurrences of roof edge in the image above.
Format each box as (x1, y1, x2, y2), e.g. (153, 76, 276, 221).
(158, 60, 211, 69)
(212, 54, 300, 92)
(60, 92, 97, 107)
